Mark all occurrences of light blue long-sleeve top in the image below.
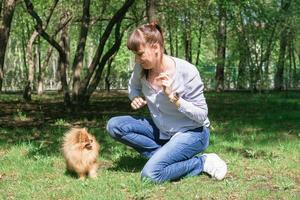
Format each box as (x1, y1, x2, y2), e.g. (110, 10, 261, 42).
(128, 56, 210, 139)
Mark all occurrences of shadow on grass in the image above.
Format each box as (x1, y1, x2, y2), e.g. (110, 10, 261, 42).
(64, 170, 80, 179)
(108, 155, 148, 172)
(0, 91, 299, 167)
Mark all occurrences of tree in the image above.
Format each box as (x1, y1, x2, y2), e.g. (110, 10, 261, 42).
(71, 0, 90, 102)
(275, 0, 292, 90)
(75, 0, 135, 104)
(23, 0, 58, 101)
(25, 0, 135, 106)
(215, 0, 227, 92)
(0, 0, 17, 92)
(146, 0, 156, 23)
(24, 0, 71, 105)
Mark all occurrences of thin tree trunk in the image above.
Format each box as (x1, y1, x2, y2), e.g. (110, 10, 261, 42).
(183, 10, 192, 63)
(215, 1, 227, 92)
(58, 15, 70, 105)
(37, 36, 43, 94)
(146, 0, 156, 23)
(262, 24, 277, 89)
(291, 44, 297, 88)
(72, 0, 90, 103)
(105, 53, 117, 92)
(38, 46, 53, 93)
(23, 31, 38, 100)
(236, 11, 249, 90)
(21, 20, 28, 82)
(287, 36, 293, 89)
(0, 0, 17, 92)
(274, 0, 291, 91)
(167, 18, 173, 56)
(275, 28, 288, 90)
(195, 21, 203, 67)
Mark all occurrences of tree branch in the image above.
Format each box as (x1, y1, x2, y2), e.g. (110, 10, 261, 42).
(24, 0, 65, 59)
(79, 0, 135, 95)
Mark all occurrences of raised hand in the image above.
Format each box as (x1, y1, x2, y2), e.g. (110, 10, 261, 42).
(155, 72, 173, 97)
(131, 96, 147, 110)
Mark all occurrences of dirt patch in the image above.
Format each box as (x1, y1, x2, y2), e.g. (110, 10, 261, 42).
(226, 147, 278, 159)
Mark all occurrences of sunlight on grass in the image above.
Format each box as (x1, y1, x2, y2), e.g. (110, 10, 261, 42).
(0, 92, 299, 199)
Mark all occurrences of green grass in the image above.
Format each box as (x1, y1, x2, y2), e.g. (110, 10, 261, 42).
(0, 91, 299, 199)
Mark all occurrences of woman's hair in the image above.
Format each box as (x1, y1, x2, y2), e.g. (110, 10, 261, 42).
(127, 21, 164, 52)
(127, 22, 164, 78)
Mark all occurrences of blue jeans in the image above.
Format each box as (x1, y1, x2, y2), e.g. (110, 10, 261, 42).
(106, 115, 210, 183)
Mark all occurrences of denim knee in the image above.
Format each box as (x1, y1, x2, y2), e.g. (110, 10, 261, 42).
(106, 117, 122, 138)
(141, 165, 162, 183)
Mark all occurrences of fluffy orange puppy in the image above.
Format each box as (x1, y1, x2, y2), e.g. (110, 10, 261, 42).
(62, 128, 100, 180)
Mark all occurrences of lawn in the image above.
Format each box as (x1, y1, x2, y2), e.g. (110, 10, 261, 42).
(0, 91, 299, 200)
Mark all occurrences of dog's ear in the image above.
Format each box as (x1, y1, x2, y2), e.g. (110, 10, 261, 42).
(75, 130, 82, 143)
(79, 129, 90, 142)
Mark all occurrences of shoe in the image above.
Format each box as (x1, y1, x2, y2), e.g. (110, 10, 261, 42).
(203, 153, 227, 180)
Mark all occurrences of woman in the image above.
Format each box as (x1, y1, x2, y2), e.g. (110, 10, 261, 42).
(106, 22, 227, 183)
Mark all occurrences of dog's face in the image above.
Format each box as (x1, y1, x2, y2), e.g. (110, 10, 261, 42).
(76, 129, 94, 150)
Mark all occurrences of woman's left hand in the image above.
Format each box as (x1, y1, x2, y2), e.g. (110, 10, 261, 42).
(156, 72, 173, 98)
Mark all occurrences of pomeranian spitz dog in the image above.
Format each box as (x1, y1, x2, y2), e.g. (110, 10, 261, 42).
(62, 128, 100, 180)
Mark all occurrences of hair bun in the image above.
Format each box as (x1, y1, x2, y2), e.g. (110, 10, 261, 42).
(149, 21, 162, 35)
(149, 20, 158, 27)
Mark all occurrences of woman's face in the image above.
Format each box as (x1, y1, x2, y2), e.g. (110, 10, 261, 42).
(133, 43, 161, 70)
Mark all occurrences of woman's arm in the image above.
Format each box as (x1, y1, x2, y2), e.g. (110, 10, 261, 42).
(170, 69, 208, 124)
(128, 64, 143, 100)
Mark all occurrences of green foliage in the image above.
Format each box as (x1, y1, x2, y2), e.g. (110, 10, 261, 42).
(2, 0, 300, 91)
(54, 118, 68, 126)
(13, 109, 28, 121)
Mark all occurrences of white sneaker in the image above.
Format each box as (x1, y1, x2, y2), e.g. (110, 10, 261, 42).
(203, 153, 227, 180)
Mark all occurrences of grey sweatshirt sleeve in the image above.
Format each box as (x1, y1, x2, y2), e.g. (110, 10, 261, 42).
(177, 69, 208, 124)
(128, 64, 143, 100)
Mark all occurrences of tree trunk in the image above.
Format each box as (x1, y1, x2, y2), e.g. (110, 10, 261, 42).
(72, 0, 90, 103)
(84, 22, 124, 101)
(274, 29, 288, 90)
(167, 18, 173, 56)
(195, 21, 203, 67)
(23, 0, 58, 100)
(146, 0, 156, 23)
(77, 0, 134, 103)
(0, 0, 17, 92)
(175, 25, 178, 57)
(23, 31, 38, 101)
(58, 15, 71, 105)
(274, 0, 291, 91)
(262, 24, 277, 89)
(21, 21, 28, 79)
(37, 36, 43, 95)
(105, 53, 117, 92)
(183, 10, 192, 63)
(291, 44, 297, 88)
(215, 1, 227, 92)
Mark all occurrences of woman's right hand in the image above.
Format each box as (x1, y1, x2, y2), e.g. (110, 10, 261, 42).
(131, 96, 147, 110)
